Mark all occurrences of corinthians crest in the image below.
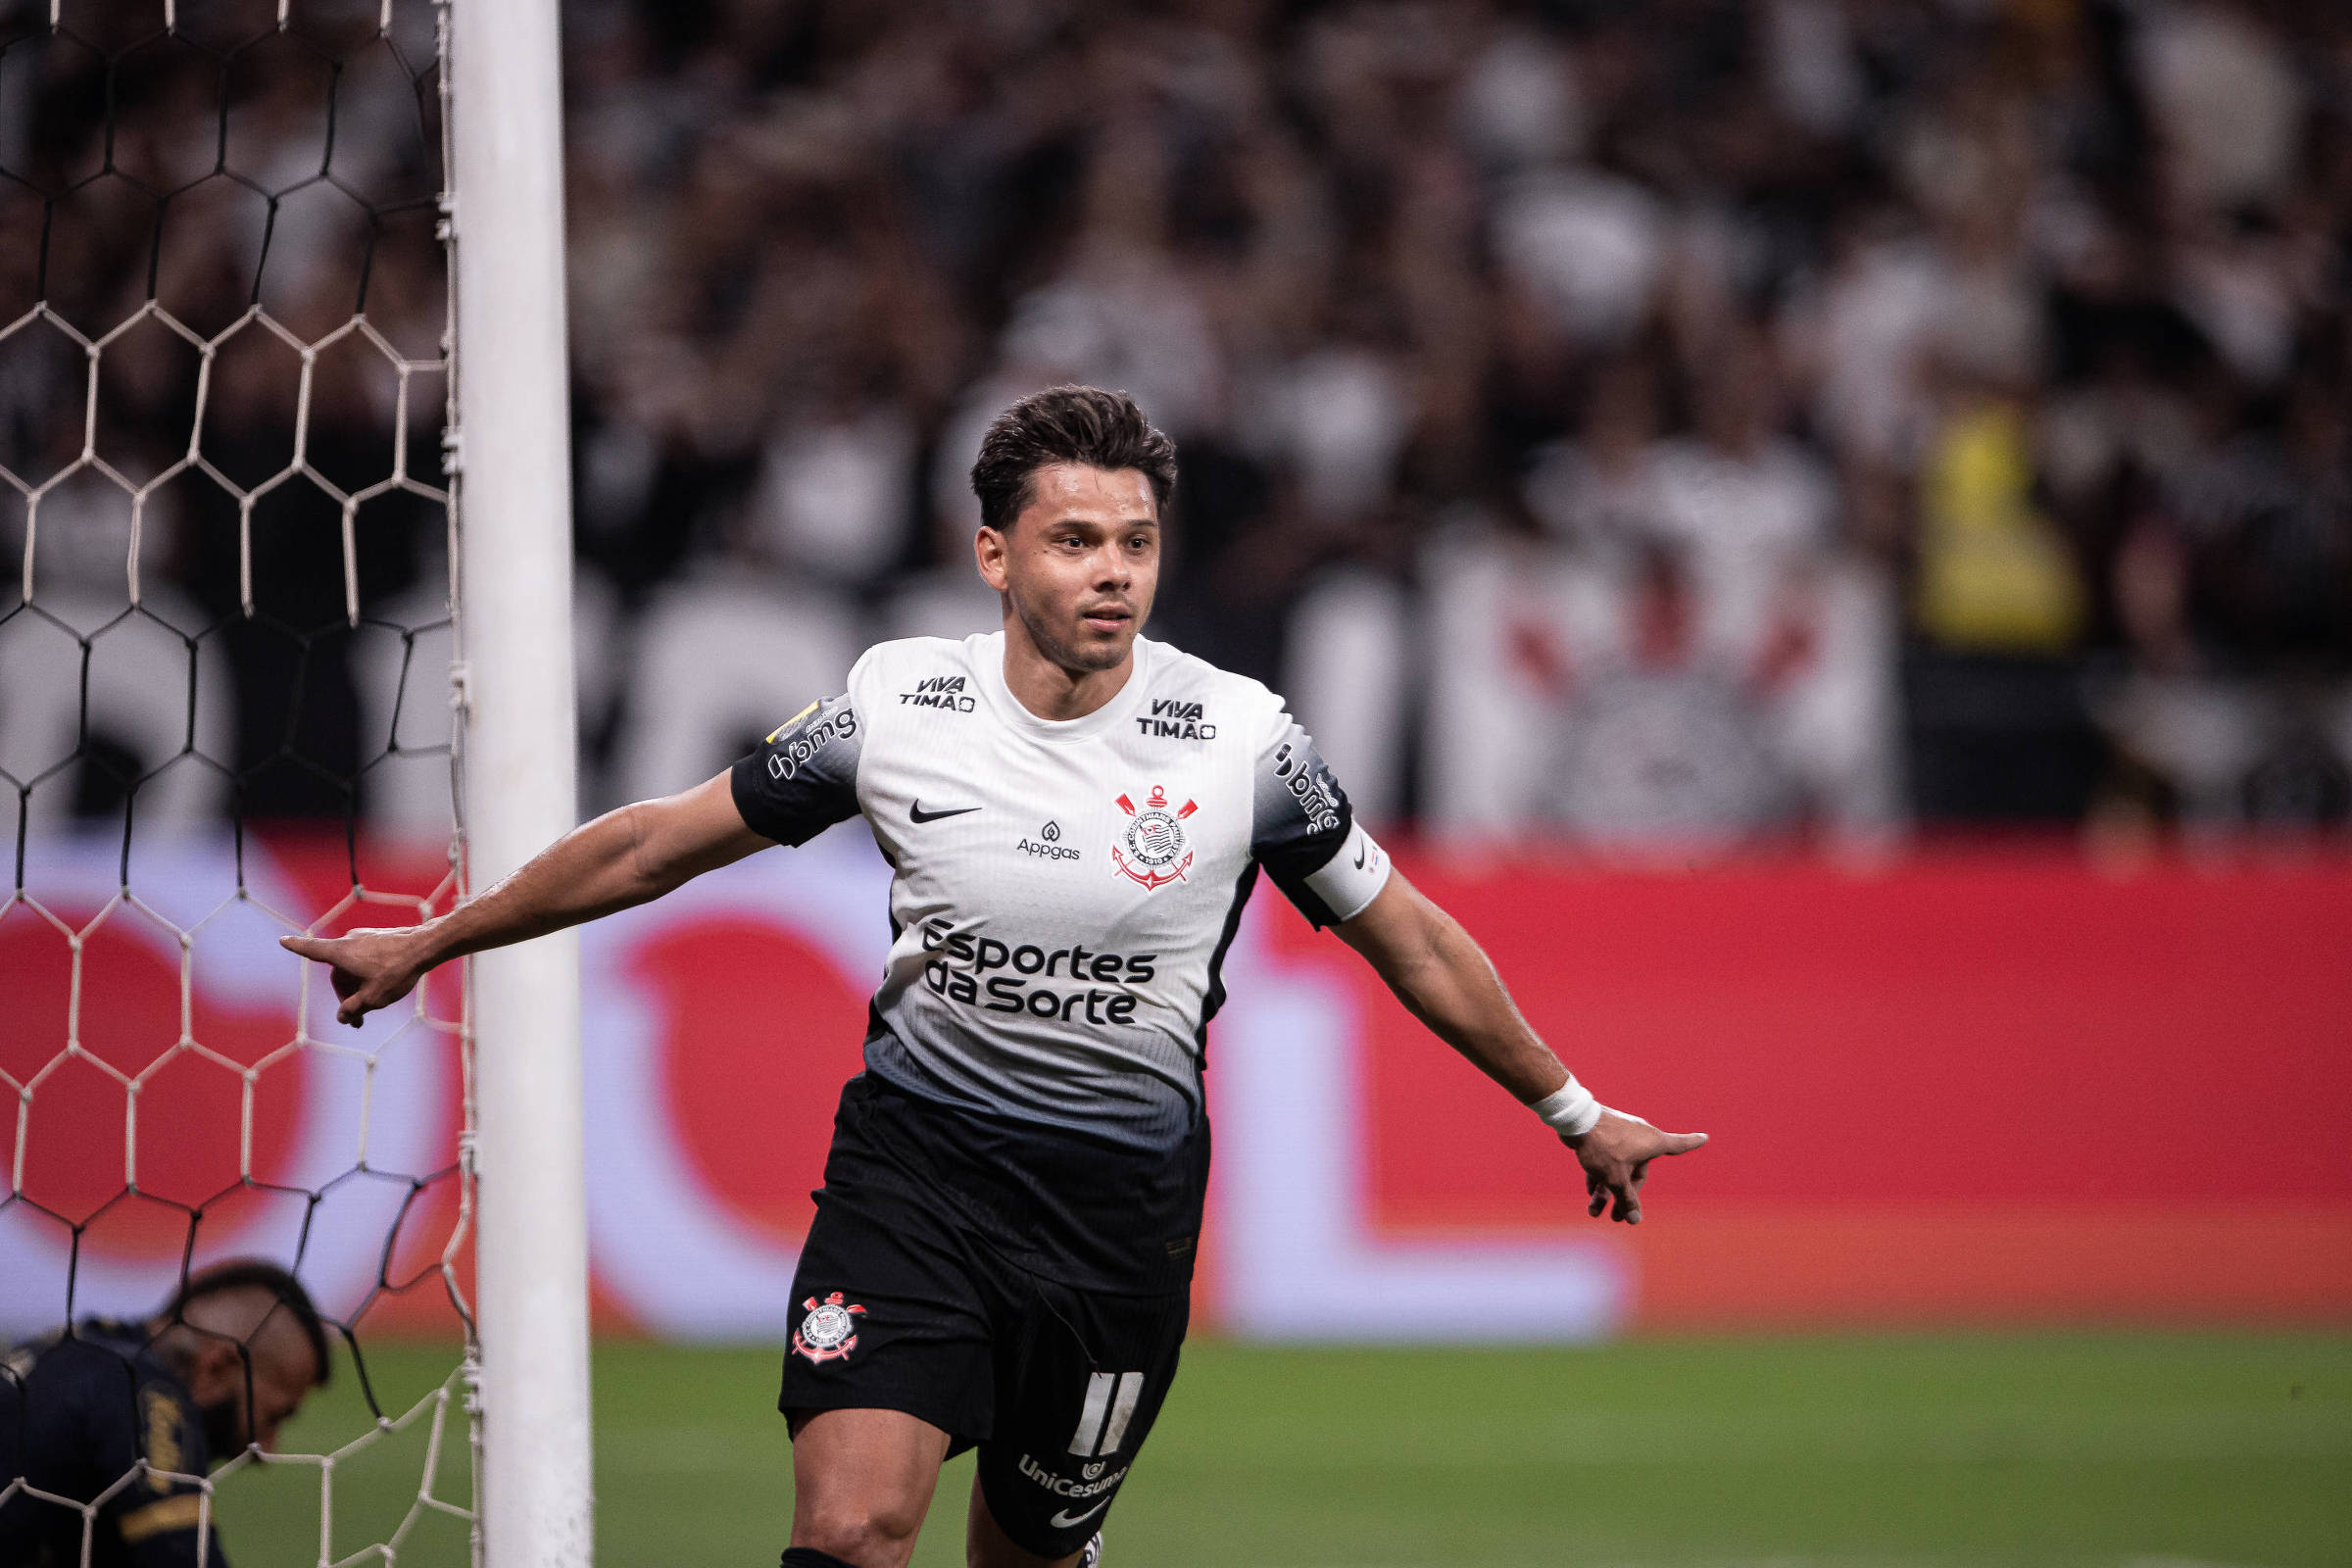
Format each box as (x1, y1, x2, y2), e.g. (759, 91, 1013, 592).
(1112, 785, 1197, 891)
(791, 1291, 866, 1364)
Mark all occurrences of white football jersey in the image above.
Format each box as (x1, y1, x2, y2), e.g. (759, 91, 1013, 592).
(731, 632, 1390, 1151)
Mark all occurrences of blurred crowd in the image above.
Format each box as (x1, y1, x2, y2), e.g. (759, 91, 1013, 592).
(0, 0, 451, 831)
(559, 0, 2352, 846)
(6, 0, 2352, 852)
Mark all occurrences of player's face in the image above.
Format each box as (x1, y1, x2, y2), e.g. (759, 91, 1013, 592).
(239, 1342, 320, 1453)
(188, 1335, 322, 1459)
(979, 462, 1160, 674)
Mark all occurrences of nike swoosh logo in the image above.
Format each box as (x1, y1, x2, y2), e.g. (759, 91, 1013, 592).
(1353, 842, 1368, 870)
(1050, 1500, 1110, 1531)
(909, 801, 981, 823)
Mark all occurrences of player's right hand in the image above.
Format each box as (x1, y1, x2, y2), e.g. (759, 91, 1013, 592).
(279, 926, 434, 1027)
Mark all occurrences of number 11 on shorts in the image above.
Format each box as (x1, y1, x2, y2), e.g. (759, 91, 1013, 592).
(1068, 1371, 1145, 1457)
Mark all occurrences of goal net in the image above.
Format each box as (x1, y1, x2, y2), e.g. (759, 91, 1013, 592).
(2, 2, 480, 1563)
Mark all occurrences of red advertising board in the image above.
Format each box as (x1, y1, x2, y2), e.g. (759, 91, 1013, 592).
(1325, 848, 2352, 1328)
(5, 832, 2346, 1342)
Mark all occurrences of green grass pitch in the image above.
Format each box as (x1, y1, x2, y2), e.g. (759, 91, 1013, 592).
(217, 1332, 2351, 1567)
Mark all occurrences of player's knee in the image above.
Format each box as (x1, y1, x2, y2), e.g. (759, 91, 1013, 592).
(792, 1497, 926, 1568)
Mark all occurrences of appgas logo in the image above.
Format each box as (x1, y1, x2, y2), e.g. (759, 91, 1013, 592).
(1017, 819, 1081, 862)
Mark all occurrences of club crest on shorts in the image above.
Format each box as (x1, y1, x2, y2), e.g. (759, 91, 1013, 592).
(1112, 785, 1196, 891)
(792, 1292, 866, 1363)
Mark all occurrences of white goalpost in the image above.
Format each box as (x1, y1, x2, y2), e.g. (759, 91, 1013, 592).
(444, 0, 594, 1561)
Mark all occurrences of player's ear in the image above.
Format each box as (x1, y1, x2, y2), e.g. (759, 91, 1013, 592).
(973, 523, 1010, 592)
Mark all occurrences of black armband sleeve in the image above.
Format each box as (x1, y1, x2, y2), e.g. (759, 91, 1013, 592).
(1251, 717, 1388, 927)
(729, 693, 862, 846)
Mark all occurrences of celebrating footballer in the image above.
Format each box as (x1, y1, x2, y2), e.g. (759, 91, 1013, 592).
(284, 384, 1707, 1568)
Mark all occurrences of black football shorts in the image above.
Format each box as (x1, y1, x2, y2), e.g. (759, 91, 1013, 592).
(777, 1104, 1190, 1557)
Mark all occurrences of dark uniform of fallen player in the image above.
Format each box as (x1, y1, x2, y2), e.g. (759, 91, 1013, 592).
(1, 1261, 330, 1568)
(286, 385, 1708, 1568)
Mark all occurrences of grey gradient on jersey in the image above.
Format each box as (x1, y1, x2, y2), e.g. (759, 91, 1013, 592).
(729, 634, 1391, 1152)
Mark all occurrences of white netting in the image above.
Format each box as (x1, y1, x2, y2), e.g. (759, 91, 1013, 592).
(0, 3, 476, 1564)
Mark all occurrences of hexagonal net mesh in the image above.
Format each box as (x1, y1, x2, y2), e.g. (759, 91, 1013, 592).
(1, 3, 478, 1565)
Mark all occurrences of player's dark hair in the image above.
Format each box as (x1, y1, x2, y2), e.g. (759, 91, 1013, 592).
(970, 384, 1177, 532)
(163, 1259, 333, 1387)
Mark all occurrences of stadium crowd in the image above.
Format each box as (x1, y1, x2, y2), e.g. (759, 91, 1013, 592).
(4, 0, 2350, 849)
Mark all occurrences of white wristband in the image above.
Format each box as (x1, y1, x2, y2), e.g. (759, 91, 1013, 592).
(1531, 1077, 1603, 1139)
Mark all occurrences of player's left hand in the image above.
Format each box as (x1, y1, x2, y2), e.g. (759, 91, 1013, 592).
(1563, 1109, 1707, 1225)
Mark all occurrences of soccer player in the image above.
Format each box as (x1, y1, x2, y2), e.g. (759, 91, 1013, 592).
(283, 385, 1707, 1568)
(0, 1259, 332, 1568)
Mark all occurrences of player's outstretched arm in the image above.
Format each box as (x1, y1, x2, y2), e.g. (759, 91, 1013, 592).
(280, 771, 772, 1027)
(1332, 872, 1707, 1224)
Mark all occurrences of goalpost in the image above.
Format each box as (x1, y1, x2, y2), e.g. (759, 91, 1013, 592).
(445, 0, 594, 1562)
(0, 1, 588, 1564)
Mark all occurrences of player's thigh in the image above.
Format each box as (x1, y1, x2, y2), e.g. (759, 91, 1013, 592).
(972, 1281, 1189, 1560)
(779, 1154, 1000, 1562)
(788, 1406, 953, 1566)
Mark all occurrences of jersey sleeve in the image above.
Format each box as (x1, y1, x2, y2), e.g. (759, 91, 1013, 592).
(729, 688, 864, 846)
(1250, 705, 1391, 927)
(107, 1379, 225, 1568)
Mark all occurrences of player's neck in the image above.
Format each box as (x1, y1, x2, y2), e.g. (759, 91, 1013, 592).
(1000, 622, 1136, 722)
